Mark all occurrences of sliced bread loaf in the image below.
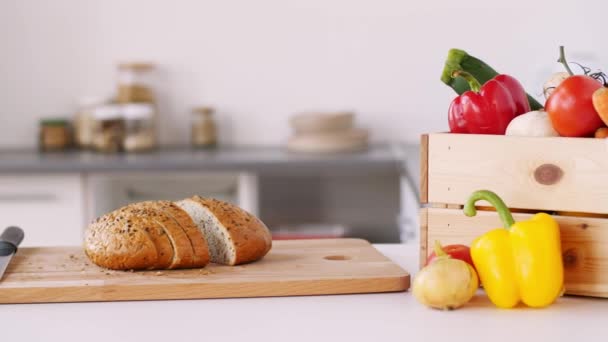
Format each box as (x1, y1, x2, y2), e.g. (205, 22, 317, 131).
(84, 197, 269, 270)
(175, 196, 272, 265)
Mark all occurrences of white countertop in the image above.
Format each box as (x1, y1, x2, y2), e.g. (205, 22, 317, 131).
(2, 244, 605, 341)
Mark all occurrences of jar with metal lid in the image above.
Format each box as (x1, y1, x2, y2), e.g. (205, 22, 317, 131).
(39, 119, 72, 151)
(92, 105, 125, 153)
(191, 107, 217, 148)
(123, 103, 157, 152)
(117, 62, 156, 104)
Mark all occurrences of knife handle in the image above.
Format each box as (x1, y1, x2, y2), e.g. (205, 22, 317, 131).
(0, 226, 24, 249)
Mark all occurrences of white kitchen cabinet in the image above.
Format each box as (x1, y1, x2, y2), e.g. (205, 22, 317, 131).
(85, 171, 258, 222)
(0, 172, 257, 247)
(0, 174, 84, 247)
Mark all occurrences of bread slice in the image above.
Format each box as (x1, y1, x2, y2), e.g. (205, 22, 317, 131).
(114, 204, 174, 269)
(153, 201, 210, 267)
(84, 210, 159, 270)
(139, 201, 196, 269)
(176, 196, 272, 265)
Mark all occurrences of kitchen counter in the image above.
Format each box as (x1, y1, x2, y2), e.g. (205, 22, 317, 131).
(1, 243, 604, 341)
(0, 144, 416, 174)
(0, 145, 421, 245)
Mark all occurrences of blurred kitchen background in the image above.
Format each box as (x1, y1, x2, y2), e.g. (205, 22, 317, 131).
(0, 0, 604, 247)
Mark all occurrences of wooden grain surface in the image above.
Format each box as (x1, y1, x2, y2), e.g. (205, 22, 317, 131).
(419, 208, 428, 269)
(420, 134, 428, 203)
(423, 208, 608, 298)
(426, 133, 608, 213)
(0, 239, 409, 304)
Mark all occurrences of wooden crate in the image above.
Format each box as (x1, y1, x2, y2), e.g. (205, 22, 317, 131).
(420, 133, 608, 298)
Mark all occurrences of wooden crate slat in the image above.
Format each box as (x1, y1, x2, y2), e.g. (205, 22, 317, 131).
(426, 133, 608, 214)
(419, 208, 428, 269)
(420, 134, 429, 203)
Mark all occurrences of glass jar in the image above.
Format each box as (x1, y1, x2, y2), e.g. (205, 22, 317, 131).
(123, 103, 157, 152)
(39, 119, 71, 152)
(191, 107, 217, 148)
(74, 96, 106, 149)
(117, 62, 156, 104)
(91, 105, 125, 153)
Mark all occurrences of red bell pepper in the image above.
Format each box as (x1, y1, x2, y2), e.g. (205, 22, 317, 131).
(448, 72, 531, 134)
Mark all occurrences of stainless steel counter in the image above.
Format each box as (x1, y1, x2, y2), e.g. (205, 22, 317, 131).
(0, 144, 418, 174)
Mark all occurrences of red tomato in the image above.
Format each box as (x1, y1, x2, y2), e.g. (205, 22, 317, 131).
(546, 75, 603, 137)
(426, 244, 475, 271)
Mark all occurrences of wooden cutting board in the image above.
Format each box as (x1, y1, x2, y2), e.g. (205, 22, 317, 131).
(0, 238, 409, 304)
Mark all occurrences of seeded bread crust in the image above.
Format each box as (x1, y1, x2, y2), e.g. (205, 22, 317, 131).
(154, 200, 210, 267)
(84, 210, 159, 270)
(190, 196, 272, 265)
(85, 202, 197, 270)
(114, 204, 174, 269)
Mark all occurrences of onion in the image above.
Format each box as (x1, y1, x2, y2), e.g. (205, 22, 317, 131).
(543, 72, 570, 99)
(413, 241, 478, 310)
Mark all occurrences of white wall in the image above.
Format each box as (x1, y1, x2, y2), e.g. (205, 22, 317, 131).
(1, 0, 605, 148)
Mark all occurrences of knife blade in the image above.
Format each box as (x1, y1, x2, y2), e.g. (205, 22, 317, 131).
(0, 226, 24, 281)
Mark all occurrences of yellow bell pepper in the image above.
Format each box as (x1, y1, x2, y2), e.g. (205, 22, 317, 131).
(464, 190, 564, 309)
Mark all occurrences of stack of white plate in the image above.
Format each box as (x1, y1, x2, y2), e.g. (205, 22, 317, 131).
(287, 112, 369, 153)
